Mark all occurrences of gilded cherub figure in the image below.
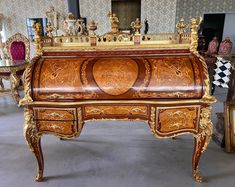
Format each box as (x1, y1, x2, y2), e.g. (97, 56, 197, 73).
(46, 6, 58, 35)
(108, 11, 119, 33)
(46, 22, 54, 38)
(131, 18, 142, 34)
(176, 18, 188, 34)
(190, 17, 202, 52)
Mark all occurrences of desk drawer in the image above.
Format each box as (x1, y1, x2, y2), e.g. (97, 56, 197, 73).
(84, 105, 148, 118)
(37, 121, 76, 135)
(156, 106, 200, 133)
(34, 108, 76, 121)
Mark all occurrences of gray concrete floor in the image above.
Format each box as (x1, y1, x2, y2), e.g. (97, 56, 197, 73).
(0, 86, 235, 187)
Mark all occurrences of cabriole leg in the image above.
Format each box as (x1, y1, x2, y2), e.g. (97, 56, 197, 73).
(24, 108, 44, 181)
(192, 107, 213, 182)
(192, 136, 207, 182)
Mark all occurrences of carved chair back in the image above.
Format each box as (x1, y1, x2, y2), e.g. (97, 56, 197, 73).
(207, 37, 219, 55)
(218, 38, 233, 56)
(5, 33, 30, 62)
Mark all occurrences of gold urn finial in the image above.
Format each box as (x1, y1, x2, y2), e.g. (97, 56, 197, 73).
(176, 18, 187, 35)
(33, 22, 43, 56)
(88, 20, 97, 36)
(190, 17, 202, 53)
(131, 18, 142, 34)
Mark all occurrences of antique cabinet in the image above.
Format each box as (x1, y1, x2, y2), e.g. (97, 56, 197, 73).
(224, 62, 235, 152)
(20, 18, 216, 182)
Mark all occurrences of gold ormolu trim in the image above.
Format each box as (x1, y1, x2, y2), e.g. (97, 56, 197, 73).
(189, 18, 216, 104)
(195, 107, 213, 150)
(19, 57, 40, 106)
(42, 44, 191, 51)
(27, 99, 207, 107)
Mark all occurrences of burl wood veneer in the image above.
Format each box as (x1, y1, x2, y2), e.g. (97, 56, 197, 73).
(20, 48, 215, 182)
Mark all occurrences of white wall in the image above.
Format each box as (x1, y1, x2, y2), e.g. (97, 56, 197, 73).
(0, 0, 68, 38)
(223, 13, 235, 54)
(80, 0, 111, 35)
(141, 0, 177, 33)
(0, 0, 178, 38)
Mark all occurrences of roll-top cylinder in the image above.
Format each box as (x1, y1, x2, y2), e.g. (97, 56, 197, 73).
(30, 49, 205, 101)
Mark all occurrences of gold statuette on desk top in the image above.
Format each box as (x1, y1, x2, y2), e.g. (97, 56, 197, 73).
(176, 18, 188, 35)
(190, 17, 202, 53)
(33, 22, 43, 56)
(131, 18, 142, 35)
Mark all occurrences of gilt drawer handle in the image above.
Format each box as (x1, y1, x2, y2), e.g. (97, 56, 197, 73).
(49, 124, 64, 131)
(46, 94, 65, 99)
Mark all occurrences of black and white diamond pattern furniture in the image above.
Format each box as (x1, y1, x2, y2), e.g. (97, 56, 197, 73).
(212, 57, 232, 94)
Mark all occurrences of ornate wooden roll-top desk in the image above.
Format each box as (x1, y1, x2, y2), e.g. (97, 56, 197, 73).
(19, 17, 216, 182)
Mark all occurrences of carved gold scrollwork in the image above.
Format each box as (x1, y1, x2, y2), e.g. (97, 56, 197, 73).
(195, 107, 213, 150)
(19, 57, 41, 106)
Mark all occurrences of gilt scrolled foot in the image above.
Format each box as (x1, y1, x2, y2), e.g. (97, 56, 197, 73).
(192, 136, 206, 182)
(35, 169, 44, 182)
(193, 166, 202, 183)
(24, 108, 44, 182)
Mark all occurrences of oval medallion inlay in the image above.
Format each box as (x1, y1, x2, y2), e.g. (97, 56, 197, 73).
(93, 58, 139, 96)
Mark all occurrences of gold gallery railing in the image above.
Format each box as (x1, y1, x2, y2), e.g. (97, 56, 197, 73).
(37, 17, 201, 52)
(42, 33, 191, 48)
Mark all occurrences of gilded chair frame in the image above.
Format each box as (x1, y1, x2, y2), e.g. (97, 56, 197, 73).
(5, 32, 30, 62)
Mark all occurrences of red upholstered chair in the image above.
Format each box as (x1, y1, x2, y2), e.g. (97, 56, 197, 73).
(0, 33, 30, 90)
(203, 37, 219, 68)
(218, 37, 233, 56)
(5, 33, 30, 62)
(206, 37, 219, 56)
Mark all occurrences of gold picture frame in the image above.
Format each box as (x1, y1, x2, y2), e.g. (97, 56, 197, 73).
(224, 101, 235, 152)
